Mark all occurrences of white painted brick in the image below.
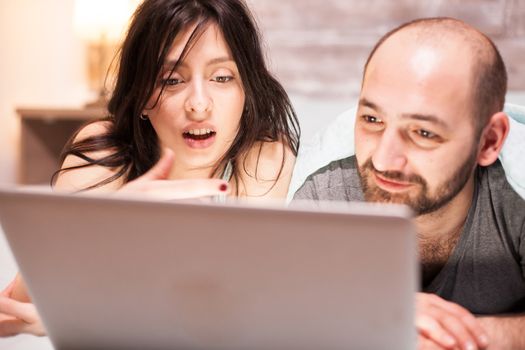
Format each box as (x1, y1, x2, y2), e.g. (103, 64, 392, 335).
(248, 0, 525, 98)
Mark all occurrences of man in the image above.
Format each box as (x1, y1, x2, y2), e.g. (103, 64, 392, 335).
(294, 18, 525, 350)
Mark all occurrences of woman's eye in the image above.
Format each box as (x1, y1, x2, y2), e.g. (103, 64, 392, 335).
(212, 75, 233, 83)
(162, 78, 183, 86)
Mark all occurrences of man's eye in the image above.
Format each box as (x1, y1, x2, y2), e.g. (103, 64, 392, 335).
(213, 76, 233, 83)
(363, 115, 381, 123)
(416, 129, 437, 139)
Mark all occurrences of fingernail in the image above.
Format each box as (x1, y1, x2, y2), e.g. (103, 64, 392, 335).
(219, 183, 228, 192)
(479, 334, 489, 347)
(443, 335, 456, 347)
(465, 341, 476, 350)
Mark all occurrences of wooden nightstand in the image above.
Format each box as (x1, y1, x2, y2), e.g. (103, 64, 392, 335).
(17, 107, 107, 185)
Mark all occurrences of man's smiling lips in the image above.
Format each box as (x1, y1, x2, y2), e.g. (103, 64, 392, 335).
(373, 172, 414, 192)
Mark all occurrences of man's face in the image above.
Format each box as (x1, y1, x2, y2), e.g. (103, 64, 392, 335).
(355, 34, 480, 216)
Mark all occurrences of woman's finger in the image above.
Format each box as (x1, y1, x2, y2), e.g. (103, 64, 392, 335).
(0, 278, 16, 298)
(143, 179, 230, 199)
(0, 297, 45, 337)
(0, 318, 45, 337)
(9, 274, 31, 302)
(0, 318, 29, 337)
(138, 148, 175, 181)
(0, 297, 39, 323)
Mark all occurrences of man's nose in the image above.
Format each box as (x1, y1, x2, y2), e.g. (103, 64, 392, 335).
(371, 128, 408, 172)
(184, 81, 212, 119)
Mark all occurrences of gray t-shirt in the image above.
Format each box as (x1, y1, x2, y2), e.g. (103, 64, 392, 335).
(294, 156, 525, 315)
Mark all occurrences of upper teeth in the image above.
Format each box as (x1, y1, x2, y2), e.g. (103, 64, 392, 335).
(187, 128, 213, 135)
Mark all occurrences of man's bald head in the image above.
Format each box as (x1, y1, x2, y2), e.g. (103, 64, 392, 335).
(363, 17, 507, 133)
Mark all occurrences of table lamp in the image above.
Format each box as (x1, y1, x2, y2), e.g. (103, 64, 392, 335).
(73, 0, 134, 108)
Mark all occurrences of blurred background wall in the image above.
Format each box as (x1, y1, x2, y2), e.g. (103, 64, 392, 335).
(0, 0, 89, 184)
(251, 0, 525, 98)
(1, 0, 524, 185)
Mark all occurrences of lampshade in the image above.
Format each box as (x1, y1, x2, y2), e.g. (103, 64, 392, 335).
(74, 0, 134, 42)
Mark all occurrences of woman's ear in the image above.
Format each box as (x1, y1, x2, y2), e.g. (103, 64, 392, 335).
(477, 112, 510, 166)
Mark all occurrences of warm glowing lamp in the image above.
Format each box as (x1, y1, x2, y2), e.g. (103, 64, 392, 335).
(74, 0, 134, 107)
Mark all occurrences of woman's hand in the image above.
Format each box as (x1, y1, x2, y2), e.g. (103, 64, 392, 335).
(0, 149, 229, 339)
(0, 275, 45, 337)
(116, 148, 230, 200)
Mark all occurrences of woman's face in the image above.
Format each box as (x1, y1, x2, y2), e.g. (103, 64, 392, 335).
(146, 23, 245, 178)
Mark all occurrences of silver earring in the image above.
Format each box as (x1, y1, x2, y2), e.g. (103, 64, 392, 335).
(140, 114, 149, 121)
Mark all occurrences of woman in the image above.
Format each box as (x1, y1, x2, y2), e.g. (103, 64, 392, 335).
(0, 0, 299, 337)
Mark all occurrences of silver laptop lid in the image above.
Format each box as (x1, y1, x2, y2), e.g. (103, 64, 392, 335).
(0, 188, 417, 350)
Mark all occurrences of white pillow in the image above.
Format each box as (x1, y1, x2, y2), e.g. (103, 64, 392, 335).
(500, 104, 525, 198)
(288, 103, 525, 201)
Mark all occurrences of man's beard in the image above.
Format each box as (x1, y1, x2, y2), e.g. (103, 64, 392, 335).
(357, 147, 478, 216)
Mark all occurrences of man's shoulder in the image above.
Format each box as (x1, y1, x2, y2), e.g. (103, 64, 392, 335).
(309, 155, 357, 179)
(483, 160, 524, 204)
(293, 155, 364, 201)
(479, 160, 525, 231)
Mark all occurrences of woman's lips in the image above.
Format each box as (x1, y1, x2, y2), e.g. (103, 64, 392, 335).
(183, 132, 216, 149)
(373, 172, 413, 192)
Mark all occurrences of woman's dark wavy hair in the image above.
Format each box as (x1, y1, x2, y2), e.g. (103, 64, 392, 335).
(54, 0, 300, 192)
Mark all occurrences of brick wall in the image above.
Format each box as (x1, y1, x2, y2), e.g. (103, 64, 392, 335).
(248, 0, 525, 99)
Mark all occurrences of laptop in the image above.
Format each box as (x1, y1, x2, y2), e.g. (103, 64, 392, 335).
(0, 187, 417, 350)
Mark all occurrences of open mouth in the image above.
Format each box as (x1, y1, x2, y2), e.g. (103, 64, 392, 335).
(183, 128, 216, 141)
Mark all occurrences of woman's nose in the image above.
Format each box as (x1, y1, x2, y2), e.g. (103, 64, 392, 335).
(184, 81, 212, 117)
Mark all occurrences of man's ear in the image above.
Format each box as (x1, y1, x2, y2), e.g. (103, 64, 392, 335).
(477, 112, 509, 166)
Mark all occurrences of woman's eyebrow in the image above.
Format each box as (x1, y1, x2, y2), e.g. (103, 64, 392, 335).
(206, 56, 234, 65)
(163, 56, 234, 68)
